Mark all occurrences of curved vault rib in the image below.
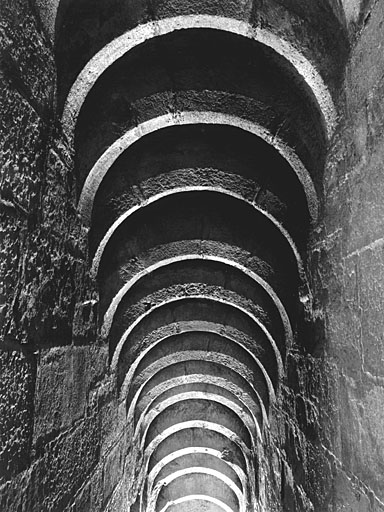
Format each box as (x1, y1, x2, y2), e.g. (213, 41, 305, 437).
(118, 323, 273, 414)
(133, 374, 264, 434)
(78, 111, 318, 225)
(136, 393, 257, 452)
(142, 422, 256, 494)
(61, 15, 336, 140)
(91, 186, 305, 283)
(111, 284, 282, 384)
(145, 421, 254, 457)
(110, 295, 283, 393)
(128, 347, 269, 395)
(49, 7, 323, 512)
(145, 451, 247, 511)
(151, 467, 244, 512)
(117, 325, 278, 411)
(146, 424, 249, 478)
(148, 448, 246, 491)
(150, 452, 244, 494)
(129, 374, 262, 442)
(129, 372, 265, 444)
(101, 255, 293, 347)
(90, 167, 310, 254)
(158, 495, 234, 512)
(107, 258, 289, 357)
(125, 350, 268, 422)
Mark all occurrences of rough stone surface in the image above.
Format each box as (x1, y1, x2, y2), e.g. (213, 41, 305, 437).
(308, 0, 384, 509)
(1, 0, 384, 511)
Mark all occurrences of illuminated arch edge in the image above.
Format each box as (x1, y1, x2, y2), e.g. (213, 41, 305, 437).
(139, 421, 256, 511)
(90, 187, 306, 285)
(111, 295, 284, 378)
(122, 331, 272, 412)
(136, 392, 258, 453)
(78, 112, 318, 226)
(62, 15, 337, 141)
(132, 373, 264, 435)
(118, 322, 277, 412)
(158, 495, 234, 512)
(111, 295, 283, 397)
(150, 467, 245, 512)
(128, 364, 265, 441)
(145, 448, 249, 510)
(147, 423, 250, 475)
(148, 447, 246, 494)
(101, 255, 293, 348)
(116, 421, 256, 511)
(120, 322, 272, 422)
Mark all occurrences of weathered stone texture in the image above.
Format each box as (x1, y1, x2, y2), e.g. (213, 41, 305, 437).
(0, 351, 36, 482)
(0, 0, 54, 113)
(1, 1, 384, 511)
(309, 0, 384, 508)
(33, 346, 108, 446)
(0, 4, 53, 499)
(0, 2, 103, 509)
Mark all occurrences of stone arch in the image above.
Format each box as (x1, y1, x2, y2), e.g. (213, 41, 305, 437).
(144, 452, 246, 512)
(148, 447, 246, 492)
(89, 131, 312, 254)
(133, 375, 265, 433)
(110, 295, 284, 389)
(52, 6, 335, 511)
(91, 186, 304, 281)
(137, 394, 256, 451)
(61, 15, 337, 140)
(157, 495, 234, 512)
(78, 111, 318, 225)
(152, 467, 244, 512)
(101, 255, 292, 348)
(132, 421, 257, 512)
(96, 191, 305, 325)
(147, 424, 249, 477)
(117, 321, 274, 411)
(127, 362, 265, 438)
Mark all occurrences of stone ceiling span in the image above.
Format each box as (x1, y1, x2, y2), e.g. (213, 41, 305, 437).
(2, 0, 384, 511)
(47, 1, 349, 510)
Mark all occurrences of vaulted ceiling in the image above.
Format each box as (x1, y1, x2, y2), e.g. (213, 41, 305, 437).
(54, 1, 344, 510)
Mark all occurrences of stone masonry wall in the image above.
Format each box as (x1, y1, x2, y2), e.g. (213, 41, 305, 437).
(309, 0, 384, 509)
(1, 1, 384, 511)
(0, 2, 106, 510)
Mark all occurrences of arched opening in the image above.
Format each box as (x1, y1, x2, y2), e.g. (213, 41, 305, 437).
(58, 8, 333, 510)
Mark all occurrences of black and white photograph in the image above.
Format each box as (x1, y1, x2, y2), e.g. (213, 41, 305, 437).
(0, 1, 383, 511)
